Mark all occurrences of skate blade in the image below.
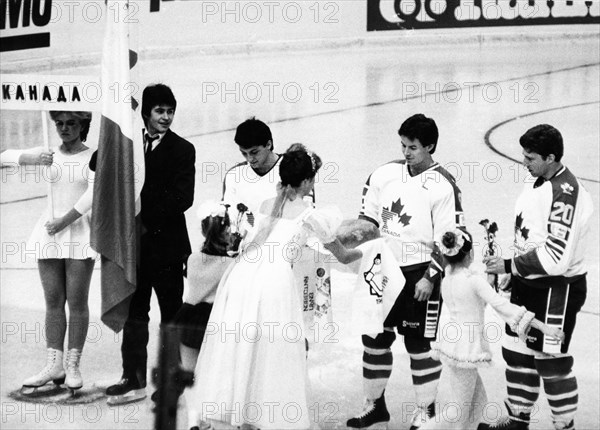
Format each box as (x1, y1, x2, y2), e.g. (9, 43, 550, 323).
(191, 421, 215, 430)
(107, 389, 146, 406)
(363, 423, 388, 430)
(20, 384, 68, 398)
(67, 386, 83, 396)
(66, 383, 83, 390)
(22, 375, 65, 390)
(238, 424, 261, 430)
(20, 387, 37, 396)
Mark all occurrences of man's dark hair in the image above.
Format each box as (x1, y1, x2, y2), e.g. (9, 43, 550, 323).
(141, 84, 177, 121)
(398, 113, 439, 154)
(234, 117, 273, 150)
(519, 124, 564, 162)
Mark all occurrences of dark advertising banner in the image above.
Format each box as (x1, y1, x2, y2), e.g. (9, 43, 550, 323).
(0, 0, 168, 52)
(368, 0, 600, 31)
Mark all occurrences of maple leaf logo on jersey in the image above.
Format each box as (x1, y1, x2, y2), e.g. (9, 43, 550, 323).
(515, 212, 530, 241)
(382, 198, 412, 229)
(561, 182, 574, 195)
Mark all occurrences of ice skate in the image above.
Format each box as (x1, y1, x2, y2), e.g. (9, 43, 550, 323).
(21, 348, 66, 395)
(409, 403, 436, 430)
(346, 391, 390, 429)
(106, 377, 146, 405)
(477, 417, 529, 430)
(189, 421, 214, 430)
(478, 400, 530, 430)
(189, 425, 213, 430)
(64, 348, 83, 394)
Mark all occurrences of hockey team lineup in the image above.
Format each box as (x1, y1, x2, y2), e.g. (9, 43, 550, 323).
(1, 11, 599, 430)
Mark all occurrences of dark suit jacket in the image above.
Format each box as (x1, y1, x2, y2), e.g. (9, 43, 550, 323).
(140, 128, 195, 266)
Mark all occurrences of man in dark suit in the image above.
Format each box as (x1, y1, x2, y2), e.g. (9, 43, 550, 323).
(106, 84, 195, 404)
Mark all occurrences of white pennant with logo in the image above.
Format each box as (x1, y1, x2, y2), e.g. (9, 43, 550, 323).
(351, 238, 404, 337)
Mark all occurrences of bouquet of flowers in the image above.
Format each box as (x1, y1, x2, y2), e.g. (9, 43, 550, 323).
(197, 201, 250, 257)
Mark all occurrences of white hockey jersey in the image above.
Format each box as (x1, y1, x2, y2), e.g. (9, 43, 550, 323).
(222, 157, 282, 227)
(359, 160, 464, 276)
(222, 156, 315, 225)
(512, 166, 593, 280)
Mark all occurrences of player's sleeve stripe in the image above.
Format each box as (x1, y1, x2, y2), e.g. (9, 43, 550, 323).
(547, 236, 566, 251)
(544, 246, 560, 264)
(546, 240, 566, 259)
(514, 250, 549, 277)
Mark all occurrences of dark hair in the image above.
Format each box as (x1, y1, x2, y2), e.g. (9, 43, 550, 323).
(519, 124, 563, 162)
(201, 212, 231, 256)
(441, 228, 473, 264)
(49, 111, 92, 142)
(141, 84, 177, 122)
(234, 117, 273, 150)
(279, 143, 322, 187)
(398, 114, 439, 154)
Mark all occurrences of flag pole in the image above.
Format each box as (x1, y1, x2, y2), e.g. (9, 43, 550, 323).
(41, 110, 55, 229)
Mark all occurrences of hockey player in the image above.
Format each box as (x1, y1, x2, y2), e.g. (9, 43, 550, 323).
(346, 114, 464, 429)
(481, 124, 593, 430)
(165, 118, 282, 406)
(222, 117, 283, 221)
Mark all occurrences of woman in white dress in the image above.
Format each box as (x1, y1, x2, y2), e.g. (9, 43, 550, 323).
(15, 111, 97, 394)
(421, 229, 564, 430)
(187, 144, 362, 430)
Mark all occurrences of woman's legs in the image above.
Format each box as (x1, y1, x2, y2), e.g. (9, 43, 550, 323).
(65, 258, 95, 350)
(38, 259, 67, 350)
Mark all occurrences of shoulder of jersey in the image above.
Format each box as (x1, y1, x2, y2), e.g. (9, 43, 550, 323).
(550, 166, 577, 187)
(549, 167, 581, 197)
(431, 163, 458, 184)
(370, 159, 405, 176)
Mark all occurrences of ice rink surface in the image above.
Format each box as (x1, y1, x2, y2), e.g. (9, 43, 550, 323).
(1, 34, 599, 429)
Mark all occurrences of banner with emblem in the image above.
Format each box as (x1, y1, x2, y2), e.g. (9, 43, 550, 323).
(294, 242, 333, 337)
(351, 238, 404, 337)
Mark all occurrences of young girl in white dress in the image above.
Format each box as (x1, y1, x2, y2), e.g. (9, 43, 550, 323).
(187, 144, 362, 430)
(10, 111, 96, 394)
(421, 229, 564, 430)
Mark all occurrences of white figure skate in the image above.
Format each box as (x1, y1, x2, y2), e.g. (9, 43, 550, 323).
(64, 348, 83, 394)
(21, 348, 65, 395)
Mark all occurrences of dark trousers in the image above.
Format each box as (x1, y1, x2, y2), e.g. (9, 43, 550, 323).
(121, 262, 184, 385)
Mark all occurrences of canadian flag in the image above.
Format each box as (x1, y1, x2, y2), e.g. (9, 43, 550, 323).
(91, 0, 144, 332)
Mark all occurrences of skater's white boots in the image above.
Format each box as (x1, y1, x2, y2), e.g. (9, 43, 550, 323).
(22, 348, 66, 388)
(65, 348, 83, 390)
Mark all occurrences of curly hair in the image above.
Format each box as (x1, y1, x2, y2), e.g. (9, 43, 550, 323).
(279, 143, 322, 187)
(49, 111, 92, 142)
